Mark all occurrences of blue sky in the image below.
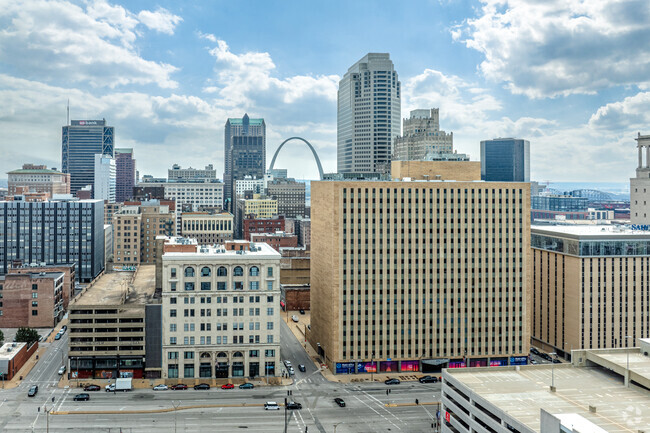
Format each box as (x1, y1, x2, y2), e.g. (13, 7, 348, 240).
(1, 0, 649, 182)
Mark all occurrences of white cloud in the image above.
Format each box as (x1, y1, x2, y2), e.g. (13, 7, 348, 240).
(198, 31, 217, 42)
(137, 7, 182, 35)
(456, 0, 650, 98)
(589, 91, 650, 130)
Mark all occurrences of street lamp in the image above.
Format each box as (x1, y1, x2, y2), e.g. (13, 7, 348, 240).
(625, 335, 634, 387)
(43, 404, 51, 433)
(172, 400, 181, 433)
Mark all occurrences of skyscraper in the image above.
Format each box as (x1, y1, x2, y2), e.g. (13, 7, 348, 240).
(631, 133, 650, 224)
(480, 138, 530, 182)
(337, 53, 401, 174)
(62, 119, 114, 195)
(94, 154, 116, 202)
(115, 148, 136, 203)
(224, 114, 266, 210)
(393, 108, 453, 161)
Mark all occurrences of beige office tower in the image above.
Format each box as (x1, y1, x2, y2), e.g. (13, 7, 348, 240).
(631, 133, 650, 224)
(393, 109, 453, 161)
(309, 164, 531, 374)
(531, 225, 650, 357)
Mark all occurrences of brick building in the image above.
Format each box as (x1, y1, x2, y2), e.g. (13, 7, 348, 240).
(243, 216, 285, 241)
(0, 272, 66, 327)
(250, 232, 298, 252)
(0, 342, 39, 380)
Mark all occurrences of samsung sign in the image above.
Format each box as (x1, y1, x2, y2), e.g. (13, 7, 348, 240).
(631, 225, 650, 231)
(71, 120, 105, 126)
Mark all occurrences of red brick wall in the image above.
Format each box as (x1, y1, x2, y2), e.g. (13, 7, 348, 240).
(0, 274, 58, 328)
(5, 342, 38, 380)
(285, 288, 310, 310)
(11, 265, 75, 310)
(251, 234, 298, 252)
(243, 218, 285, 241)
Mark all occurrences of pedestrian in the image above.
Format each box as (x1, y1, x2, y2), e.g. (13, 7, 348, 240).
(386, 389, 389, 396)
(415, 398, 419, 405)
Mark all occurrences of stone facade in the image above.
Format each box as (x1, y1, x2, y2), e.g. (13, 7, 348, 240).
(391, 160, 481, 181)
(631, 133, 650, 224)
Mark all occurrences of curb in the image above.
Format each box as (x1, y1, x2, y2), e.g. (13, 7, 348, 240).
(385, 401, 440, 407)
(52, 402, 269, 415)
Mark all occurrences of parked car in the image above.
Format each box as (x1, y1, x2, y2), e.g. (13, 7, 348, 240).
(264, 401, 280, 410)
(73, 393, 90, 401)
(221, 383, 234, 390)
(62, 325, 67, 332)
(153, 384, 169, 391)
(54, 333, 62, 340)
(531, 360, 539, 365)
(58, 366, 66, 375)
(384, 378, 401, 385)
(418, 376, 438, 384)
(171, 384, 188, 390)
(105, 384, 115, 392)
(530, 347, 540, 356)
(288, 367, 295, 376)
(298, 364, 306, 372)
(334, 398, 346, 407)
(291, 315, 299, 322)
(286, 401, 302, 410)
(83, 384, 100, 391)
(239, 383, 254, 389)
(299, 309, 305, 315)
(194, 383, 210, 390)
(27, 385, 38, 397)
(552, 359, 562, 364)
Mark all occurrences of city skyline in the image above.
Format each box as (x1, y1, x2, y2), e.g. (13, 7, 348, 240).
(1, 0, 649, 183)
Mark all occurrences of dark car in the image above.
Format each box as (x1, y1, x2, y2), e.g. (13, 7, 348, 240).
(552, 359, 562, 364)
(171, 384, 188, 390)
(73, 393, 90, 401)
(530, 347, 540, 355)
(62, 325, 67, 332)
(299, 309, 305, 315)
(298, 364, 306, 372)
(418, 376, 438, 383)
(83, 384, 100, 391)
(384, 378, 401, 385)
(286, 401, 302, 410)
(239, 383, 254, 389)
(334, 398, 346, 407)
(28, 385, 38, 397)
(54, 333, 62, 340)
(193, 383, 210, 390)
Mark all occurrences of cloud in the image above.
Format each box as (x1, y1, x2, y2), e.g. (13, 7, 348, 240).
(0, 0, 179, 88)
(456, 0, 650, 98)
(589, 91, 650, 130)
(198, 31, 217, 42)
(137, 7, 182, 35)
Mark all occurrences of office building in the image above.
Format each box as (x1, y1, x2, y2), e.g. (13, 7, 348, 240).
(9, 263, 76, 310)
(480, 138, 530, 182)
(113, 201, 176, 265)
(161, 239, 281, 380)
(133, 185, 165, 201)
(180, 212, 234, 244)
(441, 345, 650, 433)
(337, 53, 401, 175)
(163, 180, 224, 211)
(309, 164, 530, 374)
(0, 199, 104, 282)
(104, 202, 123, 225)
(631, 133, 650, 224)
(391, 160, 480, 182)
(0, 271, 65, 328)
(94, 154, 116, 202)
(168, 164, 216, 181)
(530, 195, 588, 221)
(68, 266, 157, 379)
(531, 225, 650, 357)
(266, 178, 306, 218)
(7, 164, 70, 196)
(393, 108, 453, 161)
(224, 114, 266, 208)
(250, 232, 298, 251)
(115, 148, 136, 203)
(235, 176, 265, 198)
(242, 216, 285, 242)
(62, 119, 114, 195)
(235, 196, 278, 239)
(296, 219, 311, 250)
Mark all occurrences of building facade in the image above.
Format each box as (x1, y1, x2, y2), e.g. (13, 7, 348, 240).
(337, 53, 401, 175)
(7, 164, 70, 196)
(393, 109, 453, 161)
(161, 240, 281, 380)
(62, 119, 114, 195)
(631, 133, 650, 224)
(180, 212, 234, 244)
(250, 232, 298, 251)
(115, 148, 136, 203)
(163, 180, 224, 211)
(0, 199, 104, 282)
(531, 225, 650, 357)
(0, 271, 65, 327)
(235, 197, 278, 239)
(531, 195, 588, 221)
(235, 176, 265, 198)
(94, 154, 116, 202)
(242, 217, 285, 242)
(309, 174, 531, 374)
(266, 178, 306, 218)
(168, 164, 216, 181)
(480, 138, 530, 182)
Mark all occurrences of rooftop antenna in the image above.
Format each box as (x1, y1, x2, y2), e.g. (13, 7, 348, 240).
(66, 99, 70, 125)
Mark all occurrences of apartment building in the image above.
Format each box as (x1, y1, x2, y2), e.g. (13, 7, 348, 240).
(163, 180, 224, 211)
(266, 178, 306, 218)
(393, 108, 453, 161)
(235, 196, 278, 239)
(309, 164, 530, 374)
(168, 164, 216, 181)
(0, 271, 65, 327)
(180, 212, 234, 244)
(243, 216, 285, 242)
(161, 239, 281, 381)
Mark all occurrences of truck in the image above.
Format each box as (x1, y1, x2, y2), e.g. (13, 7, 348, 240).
(115, 378, 132, 392)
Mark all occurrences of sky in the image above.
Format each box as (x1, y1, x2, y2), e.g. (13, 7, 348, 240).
(1, 0, 649, 182)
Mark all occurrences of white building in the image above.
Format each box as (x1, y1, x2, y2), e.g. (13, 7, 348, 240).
(93, 154, 116, 202)
(631, 133, 650, 224)
(168, 164, 216, 181)
(161, 239, 282, 380)
(337, 53, 401, 174)
(393, 108, 453, 161)
(235, 176, 265, 198)
(164, 180, 224, 211)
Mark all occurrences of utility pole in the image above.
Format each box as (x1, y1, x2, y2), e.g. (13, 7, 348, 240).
(284, 397, 288, 433)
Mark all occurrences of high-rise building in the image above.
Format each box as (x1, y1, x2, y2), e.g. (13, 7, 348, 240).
(337, 53, 401, 175)
(224, 114, 266, 209)
(115, 148, 136, 203)
(0, 199, 105, 282)
(168, 164, 216, 181)
(631, 133, 650, 224)
(7, 164, 70, 196)
(94, 154, 116, 202)
(266, 178, 306, 218)
(309, 162, 530, 374)
(235, 176, 265, 198)
(62, 119, 114, 195)
(480, 138, 530, 182)
(393, 109, 453, 161)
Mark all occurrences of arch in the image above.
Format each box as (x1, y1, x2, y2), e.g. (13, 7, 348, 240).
(217, 266, 227, 277)
(233, 351, 244, 358)
(249, 266, 259, 276)
(201, 266, 211, 277)
(269, 137, 324, 180)
(184, 267, 195, 277)
(233, 266, 244, 277)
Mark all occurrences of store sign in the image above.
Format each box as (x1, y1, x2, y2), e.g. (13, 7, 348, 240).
(510, 356, 528, 365)
(631, 224, 650, 231)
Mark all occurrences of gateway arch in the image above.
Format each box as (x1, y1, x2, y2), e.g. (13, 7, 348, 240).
(269, 137, 324, 180)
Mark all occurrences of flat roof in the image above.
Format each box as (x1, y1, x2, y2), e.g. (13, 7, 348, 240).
(74, 265, 156, 306)
(163, 241, 280, 260)
(532, 224, 650, 238)
(445, 364, 650, 432)
(0, 342, 27, 361)
(0, 272, 64, 281)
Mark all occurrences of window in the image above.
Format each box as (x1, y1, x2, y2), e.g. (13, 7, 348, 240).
(170, 297, 177, 304)
(267, 282, 273, 291)
(184, 351, 194, 359)
(217, 266, 227, 276)
(267, 335, 274, 343)
(217, 282, 226, 291)
(201, 267, 211, 277)
(170, 282, 177, 292)
(233, 266, 245, 277)
(32, 284, 38, 290)
(267, 267, 273, 277)
(267, 322, 274, 330)
(267, 307, 274, 316)
(249, 266, 259, 276)
(184, 364, 194, 378)
(267, 296, 274, 302)
(32, 310, 38, 316)
(201, 282, 211, 291)
(168, 364, 178, 378)
(250, 350, 259, 358)
(265, 349, 275, 357)
(249, 281, 259, 290)
(234, 282, 243, 290)
(170, 324, 176, 332)
(185, 282, 195, 291)
(170, 337, 177, 345)
(170, 309, 177, 317)
(184, 267, 195, 277)
(168, 352, 178, 360)
(32, 301, 38, 307)
(32, 293, 38, 299)
(171, 268, 177, 278)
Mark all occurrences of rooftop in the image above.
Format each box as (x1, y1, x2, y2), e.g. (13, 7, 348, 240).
(8, 168, 65, 175)
(163, 239, 280, 260)
(0, 342, 27, 361)
(532, 224, 650, 238)
(73, 265, 156, 306)
(0, 271, 64, 281)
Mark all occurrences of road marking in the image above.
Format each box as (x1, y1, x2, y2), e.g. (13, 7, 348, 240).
(352, 395, 401, 431)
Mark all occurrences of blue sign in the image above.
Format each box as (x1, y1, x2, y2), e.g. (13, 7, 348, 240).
(631, 224, 650, 231)
(509, 356, 528, 365)
(336, 362, 355, 374)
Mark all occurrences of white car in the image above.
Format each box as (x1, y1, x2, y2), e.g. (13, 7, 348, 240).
(291, 315, 299, 322)
(57, 366, 66, 375)
(264, 401, 280, 410)
(105, 384, 115, 392)
(153, 384, 168, 391)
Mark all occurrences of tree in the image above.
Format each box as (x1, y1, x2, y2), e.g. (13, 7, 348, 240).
(15, 327, 39, 345)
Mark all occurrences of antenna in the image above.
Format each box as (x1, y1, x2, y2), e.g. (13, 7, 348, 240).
(66, 99, 70, 125)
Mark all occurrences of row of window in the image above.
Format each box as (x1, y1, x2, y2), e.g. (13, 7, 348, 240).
(169, 335, 274, 345)
(170, 281, 274, 291)
(172, 266, 273, 278)
(169, 307, 274, 317)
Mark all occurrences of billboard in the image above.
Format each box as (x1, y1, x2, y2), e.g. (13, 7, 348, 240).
(379, 361, 398, 372)
(400, 360, 419, 372)
(71, 120, 106, 126)
(357, 362, 376, 373)
(509, 356, 528, 365)
(335, 362, 355, 374)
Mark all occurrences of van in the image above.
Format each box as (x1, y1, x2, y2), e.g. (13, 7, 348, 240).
(264, 401, 280, 410)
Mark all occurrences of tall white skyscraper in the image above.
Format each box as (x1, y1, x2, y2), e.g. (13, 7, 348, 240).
(94, 154, 116, 202)
(337, 53, 401, 174)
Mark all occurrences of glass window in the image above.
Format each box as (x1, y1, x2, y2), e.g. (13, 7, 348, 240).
(185, 282, 195, 291)
(267, 267, 273, 277)
(217, 282, 226, 291)
(201, 267, 211, 277)
(170, 309, 177, 317)
(168, 352, 178, 359)
(201, 282, 211, 291)
(184, 267, 195, 277)
(168, 364, 178, 378)
(267, 282, 273, 291)
(217, 266, 227, 276)
(184, 364, 194, 378)
(170, 282, 177, 292)
(249, 281, 259, 290)
(249, 266, 259, 276)
(171, 268, 177, 278)
(234, 266, 244, 276)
